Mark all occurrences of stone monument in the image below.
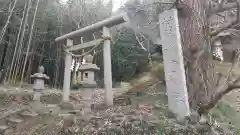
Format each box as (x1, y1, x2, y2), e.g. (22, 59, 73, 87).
(78, 54, 100, 112)
(159, 9, 190, 119)
(30, 65, 50, 101)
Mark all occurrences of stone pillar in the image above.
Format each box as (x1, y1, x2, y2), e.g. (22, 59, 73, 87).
(159, 9, 190, 119)
(34, 92, 41, 101)
(63, 39, 73, 102)
(103, 27, 113, 106)
(77, 71, 82, 83)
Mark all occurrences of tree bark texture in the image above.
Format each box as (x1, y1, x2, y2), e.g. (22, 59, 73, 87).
(177, 0, 217, 112)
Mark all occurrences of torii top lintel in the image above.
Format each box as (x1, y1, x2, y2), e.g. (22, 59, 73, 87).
(55, 13, 129, 42)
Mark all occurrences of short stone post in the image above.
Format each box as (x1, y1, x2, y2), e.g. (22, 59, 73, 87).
(159, 9, 190, 119)
(102, 27, 113, 106)
(63, 39, 73, 102)
(77, 71, 82, 84)
(30, 65, 50, 101)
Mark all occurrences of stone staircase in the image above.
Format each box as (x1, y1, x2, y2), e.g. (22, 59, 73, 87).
(0, 104, 40, 135)
(0, 90, 64, 135)
(113, 91, 136, 106)
(0, 83, 138, 134)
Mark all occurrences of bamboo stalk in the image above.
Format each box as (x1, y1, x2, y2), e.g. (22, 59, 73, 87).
(7, 0, 27, 84)
(12, 0, 32, 84)
(20, 0, 41, 87)
(0, 0, 19, 45)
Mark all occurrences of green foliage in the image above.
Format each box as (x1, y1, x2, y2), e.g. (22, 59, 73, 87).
(215, 102, 235, 118)
(70, 83, 82, 90)
(0, 0, 153, 86)
(211, 102, 240, 134)
(111, 27, 149, 81)
(149, 61, 165, 81)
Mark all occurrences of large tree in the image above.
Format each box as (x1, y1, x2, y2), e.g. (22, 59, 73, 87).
(177, 0, 240, 114)
(0, 0, 114, 86)
(122, 0, 240, 115)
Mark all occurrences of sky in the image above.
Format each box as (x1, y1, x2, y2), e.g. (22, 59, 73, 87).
(111, 0, 127, 11)
(59, 0, 127, 11)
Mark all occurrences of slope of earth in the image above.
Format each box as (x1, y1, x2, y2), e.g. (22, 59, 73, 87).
(0, 91, 59, 135)
(26, 83, 203, 135)
(213, 61, 240, 134)
(0, 61, 237, 134)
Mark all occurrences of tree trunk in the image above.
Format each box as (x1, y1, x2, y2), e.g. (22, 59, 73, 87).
(0, 27, 10, 69)
(178, 0, 214, 112)
(11, 0, 32, 84)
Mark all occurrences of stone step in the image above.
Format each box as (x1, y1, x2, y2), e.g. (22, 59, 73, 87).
(7, 118, 23, 124)
(7, 118, 23, 127)
(90, 104, 107, 111)
(58, 113, 74, 119)
(60, 110, 82, 116)
(113, 98, 125, 101)
(20, 111, 38, 118)
(44, 104, 61, 115)
(59, 102, 75, 110)
(0, 125, 8, 133)
(4, 111, 49, 135)
(125, 92, 136, 95)
(113, 97, 131, 105)
(113, 100, 125, 104)
(0, 106, 27, 120)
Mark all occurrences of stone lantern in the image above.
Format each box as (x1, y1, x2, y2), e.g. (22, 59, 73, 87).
(78, 54, 100, 112)
(30, 65, 49, 101)
(78, 54, 100, 88)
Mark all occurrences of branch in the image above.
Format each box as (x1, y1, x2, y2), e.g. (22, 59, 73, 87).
(215, 72, 224, 87)
(224, 59, 234, 83)
(198, 77, 240, 114)
(0, 0, 19, 44)
(134, 32, 147, 51)
(209, 3, 237, 16)
(20, 0, 40, 87)
(211, 20, 239, 37)
(210, 0, 240, 36)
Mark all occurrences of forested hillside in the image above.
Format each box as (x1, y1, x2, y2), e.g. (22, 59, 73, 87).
(0, 0, 157, 88)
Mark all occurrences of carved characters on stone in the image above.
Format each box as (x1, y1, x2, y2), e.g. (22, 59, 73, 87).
(159, 9, 190, 119)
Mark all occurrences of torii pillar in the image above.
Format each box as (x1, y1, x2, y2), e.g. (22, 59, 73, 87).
(103, 27, 113, 106)
(63, 39, 73, 102)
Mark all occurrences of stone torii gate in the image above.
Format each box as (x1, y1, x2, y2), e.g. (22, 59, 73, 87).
(55, 14, 129, 106)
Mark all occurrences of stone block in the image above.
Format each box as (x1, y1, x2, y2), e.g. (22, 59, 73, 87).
(0, 125, 8, 132)
(74, 104, 83, 110)
(20, 111, 38, 118)
(59, 102, 75, 110)
(81, 83, 97, 88)
(28, 101, 49, 114)
(43, 104, 60, 115)
(33, 92, 41, 101)
(90, 103, 107, 111)
(7, 118, 23, 128)
(63, 115, 75, 129)
(159, 9, 190, 118)
(40, 93, 62, 104)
